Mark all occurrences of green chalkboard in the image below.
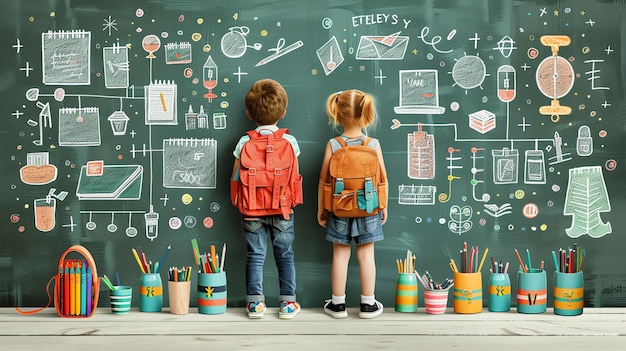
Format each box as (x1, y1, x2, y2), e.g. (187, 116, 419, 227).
(2, 0, 626, 310)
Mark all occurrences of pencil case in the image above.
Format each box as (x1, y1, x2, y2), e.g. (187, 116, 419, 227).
(15, 244, 101, 318)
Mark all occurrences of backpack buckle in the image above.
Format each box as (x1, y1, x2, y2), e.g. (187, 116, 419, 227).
(266, 144, 275, 153)
(249, 168, 256, 176)
(274, 168, 283, 176)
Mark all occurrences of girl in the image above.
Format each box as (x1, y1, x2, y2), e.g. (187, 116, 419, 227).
(317, 89, 388, 319)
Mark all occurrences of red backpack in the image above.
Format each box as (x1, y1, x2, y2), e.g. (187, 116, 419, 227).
(230, 128, 303, 219)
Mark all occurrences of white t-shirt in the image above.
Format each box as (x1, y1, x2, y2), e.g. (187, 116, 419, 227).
(233, 125, 301, 159)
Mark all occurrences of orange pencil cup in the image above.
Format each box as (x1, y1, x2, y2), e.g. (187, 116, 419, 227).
(453, 272, 482, 314)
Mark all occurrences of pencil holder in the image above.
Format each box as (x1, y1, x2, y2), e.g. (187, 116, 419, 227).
(553, 271, 583, 316)
(516, 269, 546, 314)
(110, 285, 132, 314)
(394, 273, 418, 313)
(423, 289, 449, 314)
(168, 280, 191, 315)
(197, 271, 227, 314)
(139, 273, 163, 312)
(453, 272, 482, 314)
(488, 273, 511, 312)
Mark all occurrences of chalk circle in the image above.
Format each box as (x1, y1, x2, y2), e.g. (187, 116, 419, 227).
(321, 17, 333, 29)
(10, 214, 20, 223)
(136, 8, 144, 17)
(181, 194, 193, 205)
(438, 218, 446, 225)
(54, 88, 65, 101)
(183, 68, 193, 78)
(107, 223, 117, 233)
(169, 217, 182, 230)
(184, 215, 196, 228)
(86, 221, 96, 231)
(191, 33, 202, 41)
(210, 202, 221, 212)
(508, 224, 514, 230)
(514, 190, 525, 199)
(415, 217, 422, 223)
(605, 159, 617, 171)
(203, 217, 214, 228)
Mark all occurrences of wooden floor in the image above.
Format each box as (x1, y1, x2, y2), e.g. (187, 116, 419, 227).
(1, 307, 625, 350)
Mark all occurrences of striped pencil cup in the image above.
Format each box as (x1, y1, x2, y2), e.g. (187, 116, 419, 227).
(423, 289, 449, 314)
(139, 273, 163, 312)
(395, 273, 418, 312)
(197, 271, 227, 314)
(453, 272, 482, 314)
(488, 273, 511, 312)
(553, 271, 583, 316)
(516, 269, 547, 314)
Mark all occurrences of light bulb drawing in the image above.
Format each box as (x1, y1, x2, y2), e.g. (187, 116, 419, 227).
(203, 56, 218, 103)
(536, 35, 574, 122)
(142, 34, 161, 59)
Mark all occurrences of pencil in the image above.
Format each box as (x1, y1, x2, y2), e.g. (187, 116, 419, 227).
(514, 248, 527, 273)
(132, 248, 146, 273)
(220, 243, 226, 272)
(477, 247, 489, 273)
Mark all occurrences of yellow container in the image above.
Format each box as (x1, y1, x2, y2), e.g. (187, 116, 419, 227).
(453, 272, 482, 314)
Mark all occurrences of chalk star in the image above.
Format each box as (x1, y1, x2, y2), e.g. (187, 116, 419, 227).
(103, 15, 118, 36)
(130, 130, 137, 138)
(553, 10, 559, 16)
(20, 62, 33, 77)
(518, 117, 531, 131)
(601, 101, 611, 108)
(605, 46, 613, 55)
(205, 286, 214, 297)
(62, 216, 77, 232)
(160, 194, 169, 207)
(12, 110, 23, 119)
(540, 8, 547, 17)
(374, 69, 386, 85)
(580, 10, 586, 16)
(233, 66, 247, 83)
(586, 19, 595, 26)
(521, 63, 531, 71)
(412, 49, 418, 55)
(13, 39, 23, 53)
(469, 33, 480, 49)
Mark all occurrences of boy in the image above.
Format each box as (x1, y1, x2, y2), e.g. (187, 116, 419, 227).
(231, 79, 302, 319)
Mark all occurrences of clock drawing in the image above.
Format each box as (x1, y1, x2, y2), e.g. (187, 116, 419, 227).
(536, 35, 574, 122)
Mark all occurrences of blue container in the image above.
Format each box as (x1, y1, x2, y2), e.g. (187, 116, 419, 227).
(197, 272, 227, 314)
(488, 273, 511, 312)
(139, 273, 163, 312)
(516, 269, 547, 314)
(553, 271, 584, 316)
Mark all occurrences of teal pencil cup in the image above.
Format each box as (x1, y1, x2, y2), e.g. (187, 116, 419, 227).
(553, 271, 583, 316)
(488, 273, 511, 312)
(197, 271, 227, 314)
(110, 285, 132, 314)
(139, 273, 163, 312)
(516, 269, 547, 314)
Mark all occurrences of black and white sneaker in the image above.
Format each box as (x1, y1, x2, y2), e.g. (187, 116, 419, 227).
(359, 300, 383, 319)
(323, 299, 348, 319)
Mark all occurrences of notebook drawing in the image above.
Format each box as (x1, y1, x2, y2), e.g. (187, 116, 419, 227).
(395, 70, 446, 115)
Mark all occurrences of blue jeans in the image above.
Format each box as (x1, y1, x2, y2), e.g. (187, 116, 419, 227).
(242, 214, 296, 303)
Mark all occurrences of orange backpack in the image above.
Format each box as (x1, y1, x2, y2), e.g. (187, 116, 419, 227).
(15, 245, 101, 318)
(230, 128, 303, 219)
(322, 136, 387, 218)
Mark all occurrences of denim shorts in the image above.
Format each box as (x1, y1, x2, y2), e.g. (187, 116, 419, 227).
(325, 212, 384, 245)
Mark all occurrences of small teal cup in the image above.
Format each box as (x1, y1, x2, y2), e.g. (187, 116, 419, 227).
(110, 285, 132, 314)
(488, 273, 511, 312)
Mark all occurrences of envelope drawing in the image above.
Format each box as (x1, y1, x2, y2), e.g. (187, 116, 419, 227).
(76, 164, 143, 200)
(356, 31, 409, 60)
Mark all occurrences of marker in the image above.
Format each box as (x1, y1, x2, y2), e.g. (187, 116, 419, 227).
(132, 248, 146, 273)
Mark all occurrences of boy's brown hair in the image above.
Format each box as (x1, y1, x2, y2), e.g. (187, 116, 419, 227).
(245, 79, 288, 126)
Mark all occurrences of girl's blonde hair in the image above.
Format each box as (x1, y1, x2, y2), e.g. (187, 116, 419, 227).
(326, 89, 377, 133)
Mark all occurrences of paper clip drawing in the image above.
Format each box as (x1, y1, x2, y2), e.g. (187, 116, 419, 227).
(256, 38, 303, 67)
(356, 31, 408, 60)
(536, 35, 574, 122)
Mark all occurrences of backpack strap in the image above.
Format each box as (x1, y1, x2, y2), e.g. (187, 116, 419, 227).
(14, 276, 55, 315)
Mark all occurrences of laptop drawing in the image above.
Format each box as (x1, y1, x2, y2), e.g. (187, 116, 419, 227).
(395, 69, 446, 115)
